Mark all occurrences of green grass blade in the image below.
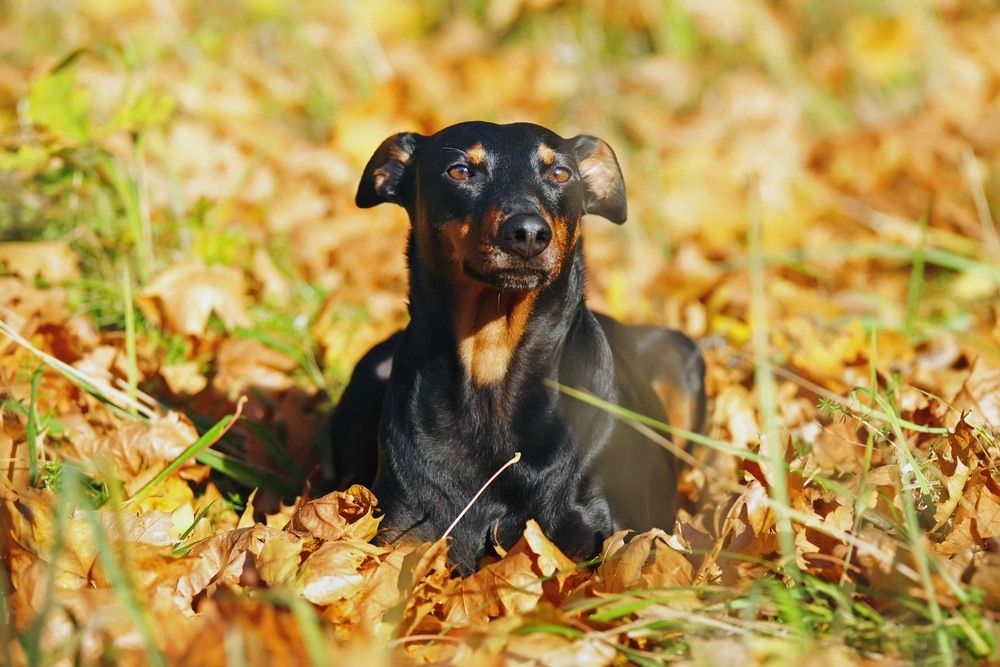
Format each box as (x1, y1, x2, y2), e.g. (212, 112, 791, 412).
(550, 382, 760, 463)
(171, 500, 219, 556)
(722, 242, 1000, 280)
(26, 364, 43, 486)
(195, 449, 298, 497)
(0, 319, 154, 420)
(747, 180, 800, 595)
(17, 463, 81, 663)
(284, 596, 329, 667)
(904, 209, 930, 339)
(130, 397, 245, 502)
(79, 479, 167, 666)
(122, 265, 139, 412)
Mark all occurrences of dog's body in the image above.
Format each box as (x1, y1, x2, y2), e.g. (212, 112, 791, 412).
(330, 122, 706, 574)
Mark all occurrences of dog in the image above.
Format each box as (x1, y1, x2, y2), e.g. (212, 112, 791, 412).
(329, 121, 706, 575)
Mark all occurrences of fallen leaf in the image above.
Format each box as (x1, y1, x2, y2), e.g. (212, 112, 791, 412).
(284, 485, 382, 543)
(160, 361, 209, 395)
(593, 528, 693, 594)
(957, 356, 1000, 428)
(350, 539, 452, 638)
(138, 258, 252, 336)
(504, 629, 617, 667)
(99, 509, 176, 547)
(250, 246, 292, 305)
(0, 241, 81, 283)
(255, 528, 303, 588)
(444, 520, 578, 625)
(60, 410, 200, 496)
(300, 540, 383, 606)
(211, 337, 296, 397)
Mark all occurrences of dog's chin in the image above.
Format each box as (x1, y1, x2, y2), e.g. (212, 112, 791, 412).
(464, 264, 550, 292)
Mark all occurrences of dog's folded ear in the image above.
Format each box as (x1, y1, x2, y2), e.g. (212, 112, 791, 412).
(569, 135, 627, 224)
(356, 132, 423, 209)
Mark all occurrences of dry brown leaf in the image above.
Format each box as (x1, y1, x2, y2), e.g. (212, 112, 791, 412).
(99, 509, 176, 546)
(160, 361, 209, 395)
(284, 485, 382, 542)
(300, 540, 383, 606)
(512, 518, 579, 590)
(0, 241, 81, 283)
(931, 417, 980, 531)
(176, 524, 279, 601)
(593, 528, 693, 594)
(138, 258, 251, 336)
(0, 276, 71, 327)
(503, 630, 617, 667)
(966, 551, 1000, 610)
(0, 411, 31, 487)
(712, 385, 760, 452)
(347, 539, 451, 638)
(59, 410, 200, 495)
(254, 528, 303, 588)
(939, 464, 1000, 559)
(250, 246, 292, 305)
(211, 337, 297, 398)
(444, 549, 539, 625)
(168, 595, 337, 667)
(957, 356, 1000, 428)
(10, 587, 151, 665)
(444, 520, 577, 625)
(1, 486, 95, 590)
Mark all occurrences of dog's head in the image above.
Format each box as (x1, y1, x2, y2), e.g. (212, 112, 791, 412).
(356, 121, 626, 292)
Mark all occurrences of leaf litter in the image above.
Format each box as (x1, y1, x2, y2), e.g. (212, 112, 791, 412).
(1, 1, 999, 664)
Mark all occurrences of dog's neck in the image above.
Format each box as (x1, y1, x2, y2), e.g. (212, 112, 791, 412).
(405, 236, 586, 388)
(452, 287, 539, 386)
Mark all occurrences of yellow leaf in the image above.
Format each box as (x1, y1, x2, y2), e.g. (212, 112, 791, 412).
(444, 520, 577, 625)
(256, 529, 303, 588)
(300, 541, 381, 606)
(0, 242, 81, 283)
(138, 258, 251, 336)
(593, 528, 693, 594)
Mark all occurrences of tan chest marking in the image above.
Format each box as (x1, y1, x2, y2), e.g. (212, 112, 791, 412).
(457, 289, 538, 386)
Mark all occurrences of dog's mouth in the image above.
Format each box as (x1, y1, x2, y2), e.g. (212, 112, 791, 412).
(463, 262, 550, 292)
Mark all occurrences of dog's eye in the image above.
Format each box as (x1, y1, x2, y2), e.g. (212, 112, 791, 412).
(446, 164, 471, 181)
(548, 166, 571, 184)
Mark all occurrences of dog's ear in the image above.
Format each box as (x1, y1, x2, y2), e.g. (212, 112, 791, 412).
(569, 135, 627, 224)
(356, 132, 423, 208)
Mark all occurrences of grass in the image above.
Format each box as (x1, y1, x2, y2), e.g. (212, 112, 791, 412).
(555, 307, 996, 663)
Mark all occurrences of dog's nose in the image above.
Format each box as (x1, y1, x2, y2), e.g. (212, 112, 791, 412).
(498, 214, 552, 260)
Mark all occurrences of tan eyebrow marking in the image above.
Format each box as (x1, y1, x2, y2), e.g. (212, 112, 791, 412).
(537, 143, 556, 165)
(466, 142, 487, 165)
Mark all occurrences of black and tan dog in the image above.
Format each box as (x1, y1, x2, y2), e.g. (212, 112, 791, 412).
(330, 121, 706, 574)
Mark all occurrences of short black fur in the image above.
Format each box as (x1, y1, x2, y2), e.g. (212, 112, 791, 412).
(330, 121, 706, 574)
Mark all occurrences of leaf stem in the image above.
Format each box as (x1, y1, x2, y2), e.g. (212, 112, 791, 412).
(441, 451, 521, 541)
